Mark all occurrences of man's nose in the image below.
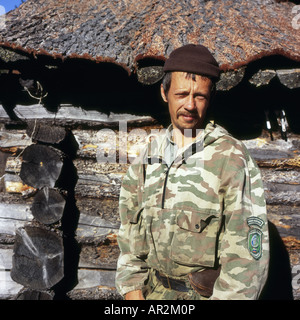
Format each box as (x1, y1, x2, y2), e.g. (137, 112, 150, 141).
(184, 95, 196, 110)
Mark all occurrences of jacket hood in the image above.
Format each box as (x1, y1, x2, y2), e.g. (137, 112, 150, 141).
(203, 122, 229, 147)
(143, 121, 229, 164)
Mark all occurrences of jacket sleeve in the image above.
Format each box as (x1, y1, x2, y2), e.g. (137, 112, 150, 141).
(211, 149, 270, 300)
(115, 162, 150, 296)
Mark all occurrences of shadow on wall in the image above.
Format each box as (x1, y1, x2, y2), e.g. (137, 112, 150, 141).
(1, 56, 300, 140)
(259, 221, 294, 300)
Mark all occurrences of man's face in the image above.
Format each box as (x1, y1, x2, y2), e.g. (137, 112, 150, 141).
(161, 72, 212, 134)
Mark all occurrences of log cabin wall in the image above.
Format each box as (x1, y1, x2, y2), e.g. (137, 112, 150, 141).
(0, 53, 299, 300)
(0, 0, 300, 300)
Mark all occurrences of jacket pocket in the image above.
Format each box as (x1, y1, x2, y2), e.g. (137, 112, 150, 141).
(129, 208, 149, 257)
(170, 209, 220, 267)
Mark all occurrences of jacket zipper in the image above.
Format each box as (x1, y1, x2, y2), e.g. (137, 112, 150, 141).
(161, 165, 171, 209)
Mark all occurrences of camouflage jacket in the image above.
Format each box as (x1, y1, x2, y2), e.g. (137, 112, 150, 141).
(116, 122, 269, 299)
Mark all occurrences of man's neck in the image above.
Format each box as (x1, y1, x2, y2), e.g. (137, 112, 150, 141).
(172, 127, 204, 148)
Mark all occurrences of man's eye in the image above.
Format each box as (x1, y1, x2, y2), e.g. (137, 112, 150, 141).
(175, 93, 188, 98)
(195, 95, 206, 101)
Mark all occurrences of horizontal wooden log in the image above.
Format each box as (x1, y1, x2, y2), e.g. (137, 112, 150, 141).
(0, 130, 31, 148)
(5, 156, 300, 207)
(77, 214, 119, 230)
(73, 159, 129, 176)
(265, 190, 300, 206)
(0, 116, 299, 299)
(1, 264, 120, 299)
(75, 173, 123, 199)
(73, 126, 161, 161)
(74, 269, 116, 290)
(0, 201, 119, 239)
(0, 246, 14, 269)
(78, 232, 119, 270)
(0, 247, 22, 299)
(0, 203, 33, 236)
(258, 157, 300, 170)
(1, 203, 300, 299)
(1, 201, 299, 266)
(0, 104, 157, 128)
(267, 205, 300, 240)
(261, 168, 300, 184)
(75, 197, 119, 225)
(243, 134, 300, 162)
(4, 173, 36, 196)
(8, 159, 124, 201)
(260, 168, 300, 206)
(2, 125, 300, 164)
(0, 270, 23, 299)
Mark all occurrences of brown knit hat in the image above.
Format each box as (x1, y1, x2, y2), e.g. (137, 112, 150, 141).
(163, 44, 220, 80)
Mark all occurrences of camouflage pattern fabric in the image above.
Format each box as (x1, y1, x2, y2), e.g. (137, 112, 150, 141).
(116, 122, 269, 300)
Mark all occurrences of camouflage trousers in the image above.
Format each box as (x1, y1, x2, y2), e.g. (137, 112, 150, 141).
(144, 269, 208, 300)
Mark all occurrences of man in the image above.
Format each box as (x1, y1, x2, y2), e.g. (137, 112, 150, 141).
(116, 44, 269, 300)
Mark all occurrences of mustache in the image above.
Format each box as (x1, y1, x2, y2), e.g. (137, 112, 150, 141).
(177, 110, 198, 117)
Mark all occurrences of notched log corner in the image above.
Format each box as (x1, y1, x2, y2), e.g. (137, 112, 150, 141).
(11, 226, 64, 291)
(26, 122, 79, 159)
(26, 123, 67, 145)
(19, 144, 64, 189)
(14, 288, 54, 300)
(31, 187, 66, 225)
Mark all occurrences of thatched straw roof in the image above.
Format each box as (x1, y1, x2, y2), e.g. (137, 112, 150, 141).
(0, 0, 299, 74)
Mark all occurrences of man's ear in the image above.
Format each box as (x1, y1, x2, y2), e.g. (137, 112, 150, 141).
(160, 84, 168, 103)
